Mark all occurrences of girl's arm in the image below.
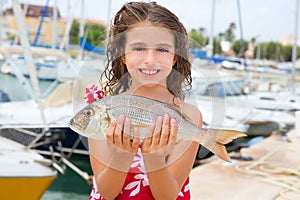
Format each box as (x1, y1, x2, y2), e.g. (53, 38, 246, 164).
(89, 115, 139, 199)
(142, 106, 202, 200)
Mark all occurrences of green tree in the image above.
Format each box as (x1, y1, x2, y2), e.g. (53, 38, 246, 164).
(69, 20, 80, 45)
(69, 20, 106, 46)
(281, 45, 293, 62)
(232, 40, 248, 57)
(224, 22, 236, 42)
(188, 28, 208, 48)
(213, 38, 222, 55)
(84, 22, 106, 47)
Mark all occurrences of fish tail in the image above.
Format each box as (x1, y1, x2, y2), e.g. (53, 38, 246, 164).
(202, 129, 247, 162)
(211, 142, 231, 162)
(216, 129, 247, 144)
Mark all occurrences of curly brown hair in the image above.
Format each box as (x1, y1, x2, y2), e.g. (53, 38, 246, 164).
(100, 1, 192, 100)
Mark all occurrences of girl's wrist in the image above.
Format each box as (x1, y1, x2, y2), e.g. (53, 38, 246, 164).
(143, 153, 167, 172)
(108, 150, 135, 172)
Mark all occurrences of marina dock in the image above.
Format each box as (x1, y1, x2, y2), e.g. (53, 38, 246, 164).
(190, 129, 300, 200)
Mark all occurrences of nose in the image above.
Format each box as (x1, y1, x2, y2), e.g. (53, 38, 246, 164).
(144, 49, 156, 65)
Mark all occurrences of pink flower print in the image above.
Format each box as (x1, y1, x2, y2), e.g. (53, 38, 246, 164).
(124, 174, 149, 196)
(90, 188, 100, 200)
(84, 84, 105, 104)
(178, 183, 190, 197)
(124, 147, 149, 196)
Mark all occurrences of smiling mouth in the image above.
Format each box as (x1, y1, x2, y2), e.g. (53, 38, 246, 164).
(139, 69, 161, 75)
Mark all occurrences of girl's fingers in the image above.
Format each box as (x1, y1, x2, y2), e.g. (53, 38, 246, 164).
(131, 127, 140, 152)
(106, 119, 117, 142)
(114, 115, 125, 146)
(143, 123, 155, 151)
(152, 116, 163, 145)
(159, 114, 170, 147)
(169, 118, 177, 145)
(122, 117, 131, 150)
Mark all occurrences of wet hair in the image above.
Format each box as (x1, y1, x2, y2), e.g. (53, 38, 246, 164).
(100, 1, 192, 100)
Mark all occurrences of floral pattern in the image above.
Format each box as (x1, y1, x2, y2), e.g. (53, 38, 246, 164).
(84, 84, 104, 104)
(89, 147, 190, 200)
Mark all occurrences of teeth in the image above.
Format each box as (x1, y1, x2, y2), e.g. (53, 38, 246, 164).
(140, 69, 159, 75)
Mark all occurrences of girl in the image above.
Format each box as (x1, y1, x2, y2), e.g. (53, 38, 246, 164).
(88, 2, 202, 199)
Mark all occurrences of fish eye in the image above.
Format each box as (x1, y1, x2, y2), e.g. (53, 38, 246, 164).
(86, 110, 92, 115)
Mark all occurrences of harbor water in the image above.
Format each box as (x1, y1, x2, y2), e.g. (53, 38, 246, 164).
(41, 155, 93, 200)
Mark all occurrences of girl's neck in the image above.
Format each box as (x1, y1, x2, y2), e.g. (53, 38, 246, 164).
(124, 84, 174, 103)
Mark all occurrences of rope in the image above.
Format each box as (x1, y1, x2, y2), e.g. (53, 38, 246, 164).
(235, 147, 300, 200)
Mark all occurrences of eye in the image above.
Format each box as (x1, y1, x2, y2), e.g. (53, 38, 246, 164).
(134, 46, 145, 51)
(86, 110, 92, 115)
(157, 48, 168, 53)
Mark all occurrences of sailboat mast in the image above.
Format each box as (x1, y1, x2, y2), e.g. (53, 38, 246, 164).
(207, 0, 215, 58)
(292, 0, 299, 73)
(106, 0, 112, 42)
(237, 0, 245, 66)
(78, 0, 85, 61)
(0, 2, 3, 46)
(11, 0, 47, 128)
(52, 0, 58, 49)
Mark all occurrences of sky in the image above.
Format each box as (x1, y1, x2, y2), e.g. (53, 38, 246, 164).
(3, 0, 299, 42)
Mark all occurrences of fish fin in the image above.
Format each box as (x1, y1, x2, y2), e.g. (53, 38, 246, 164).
(217, 129, 247, 144)
(211, 142, 231, 162)
(202, 129, 247, 162)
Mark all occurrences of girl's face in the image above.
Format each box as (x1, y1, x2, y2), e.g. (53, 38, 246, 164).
(123, 22, 176, 87)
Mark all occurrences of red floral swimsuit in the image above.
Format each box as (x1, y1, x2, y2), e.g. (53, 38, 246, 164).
(84, 85, 190, 199)
(89, 147, 191, 200)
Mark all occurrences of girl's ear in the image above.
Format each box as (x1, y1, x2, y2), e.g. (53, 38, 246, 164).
(122, 55, 126, 65)
(173, 55, 177, 66)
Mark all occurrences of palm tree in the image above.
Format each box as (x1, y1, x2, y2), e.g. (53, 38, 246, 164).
(224, 22, 236, 42)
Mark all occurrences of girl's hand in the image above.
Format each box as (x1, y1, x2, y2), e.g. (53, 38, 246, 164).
(142, 114, 178, 157)
(106, 115, 139, 170)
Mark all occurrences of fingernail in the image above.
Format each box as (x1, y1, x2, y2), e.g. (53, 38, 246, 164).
(164, 113, 169, 120)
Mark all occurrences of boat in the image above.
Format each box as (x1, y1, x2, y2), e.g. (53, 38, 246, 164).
(0, 44, 81, 81)
(190, 60, 246, 97)
(0, 1, 97, 197)
(0, 79, 92, 155)
(0, 135, 57, 200)
(226, 90, 300, 111)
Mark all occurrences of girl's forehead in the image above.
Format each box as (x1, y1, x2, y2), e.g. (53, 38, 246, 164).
(125, 22, 175, 46)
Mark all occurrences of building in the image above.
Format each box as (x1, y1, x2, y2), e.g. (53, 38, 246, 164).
(1, 3, 66, 46)
(280, 35, 300, 46)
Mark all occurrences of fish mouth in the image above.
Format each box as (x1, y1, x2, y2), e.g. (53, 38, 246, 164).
(68, 118, 84, 131)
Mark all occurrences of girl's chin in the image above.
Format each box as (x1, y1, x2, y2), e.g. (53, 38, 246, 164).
(134, 80, 166, 88)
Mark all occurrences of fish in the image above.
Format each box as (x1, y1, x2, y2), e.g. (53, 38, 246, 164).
(69, 94, 246, 162)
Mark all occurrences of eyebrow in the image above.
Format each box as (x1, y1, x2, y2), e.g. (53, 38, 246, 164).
(128, 42, 174, 49)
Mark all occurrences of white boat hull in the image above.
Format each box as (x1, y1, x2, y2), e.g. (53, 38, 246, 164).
(0, 136, 57, 199)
